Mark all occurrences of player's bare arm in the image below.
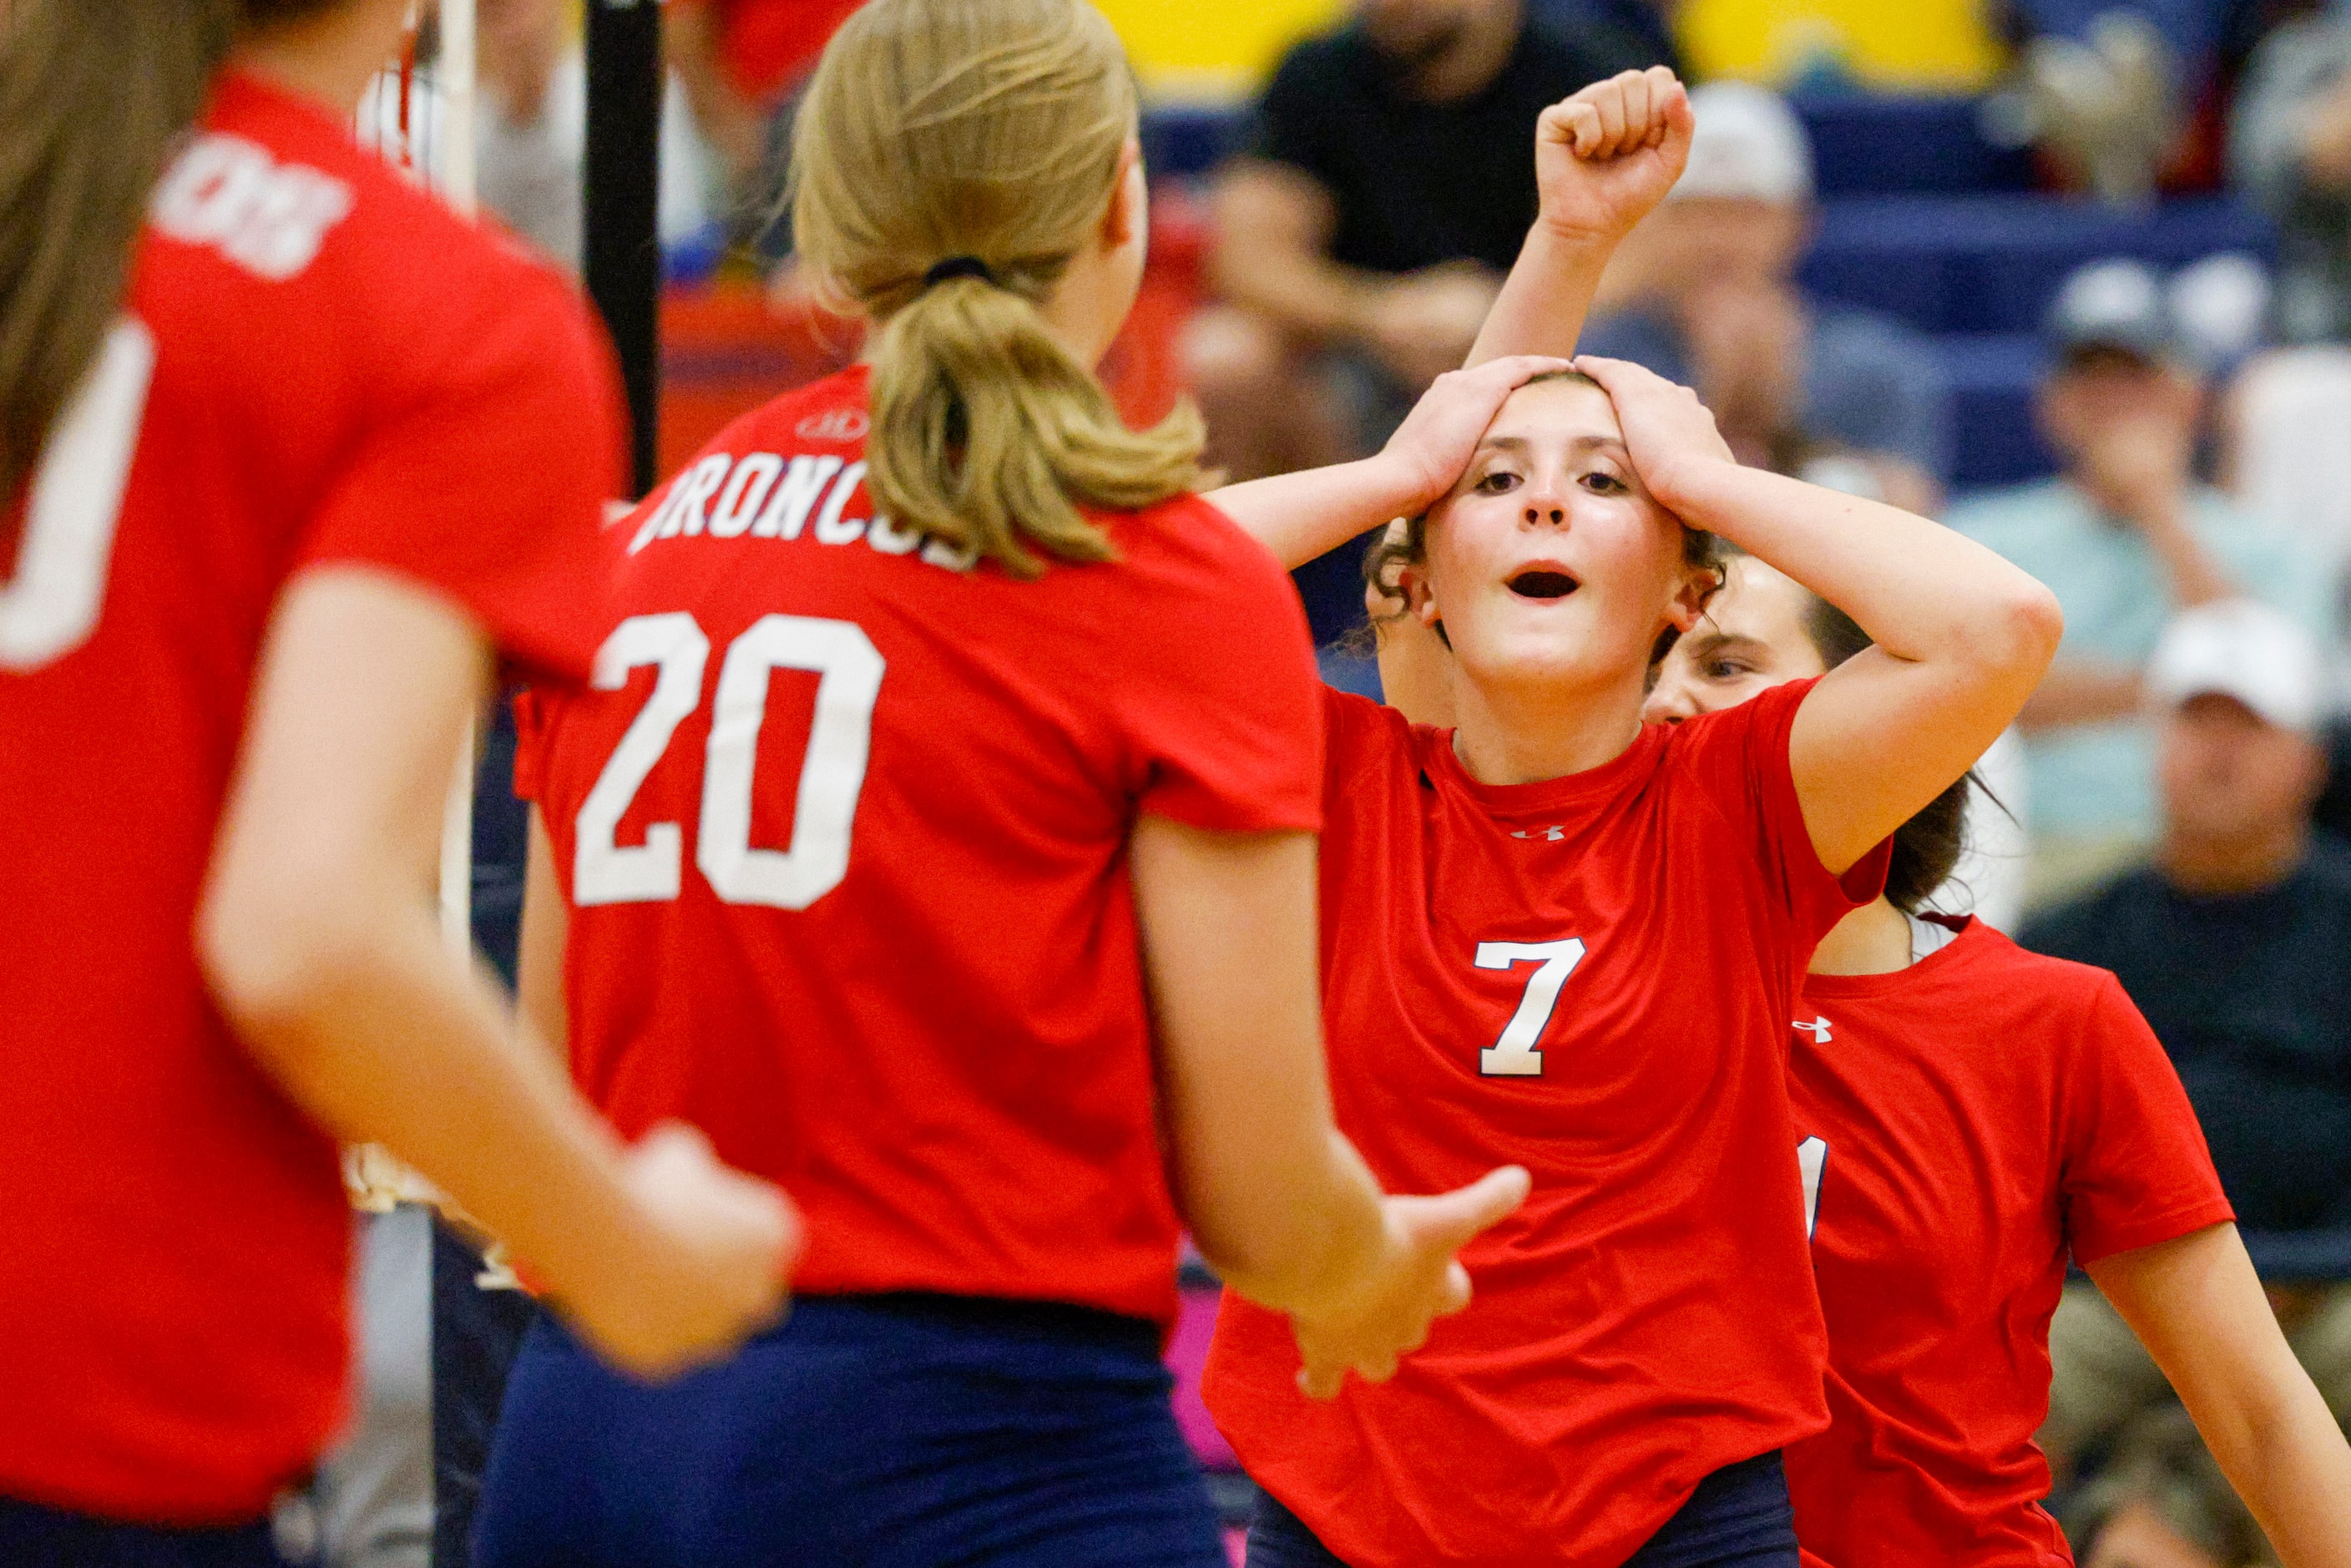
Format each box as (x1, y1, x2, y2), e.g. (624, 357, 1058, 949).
(1573, 353, 2064, 876)
(1467, 67, 1694, 367)
(1205, 353, 1571, 570)
(199, 566, 799, 1379)
(2091, 1224, 2351, 1568)
(1205, 70, 1693, 578)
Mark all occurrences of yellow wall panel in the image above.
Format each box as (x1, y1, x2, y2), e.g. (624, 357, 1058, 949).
(1679, 0, 2003, 90)
(1096, 0, 1347, 99)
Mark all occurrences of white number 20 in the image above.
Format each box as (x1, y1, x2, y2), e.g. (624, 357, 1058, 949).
(574, 611, 884, 910)
(0, 321, 155, 671)
(1474, 938, 1586, 1076)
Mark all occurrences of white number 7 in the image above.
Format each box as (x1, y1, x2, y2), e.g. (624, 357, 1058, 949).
(1474, 938, 1585, 1077)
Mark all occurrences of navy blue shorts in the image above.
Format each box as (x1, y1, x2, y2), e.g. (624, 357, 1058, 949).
(0, 1495, 285, 1567)
(474, 1293, 1226, 1568)
(1246, 1450, 1800, 1568)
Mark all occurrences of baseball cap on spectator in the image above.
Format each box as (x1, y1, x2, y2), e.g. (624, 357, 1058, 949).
(2166, 252, 2271, 372)
(2046, 257, 2184, 367)
(2146, 599, 2327, 731)
(1670, 82, 1813, 205)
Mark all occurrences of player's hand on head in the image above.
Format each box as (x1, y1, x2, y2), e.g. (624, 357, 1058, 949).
(563, 1122, 802, 1380)
(1290, 1165, 1530, 1400)
(1377, 355, 1576, 516)
(1534, 67, 1692, 246)
(1571, 355, 1738, 509)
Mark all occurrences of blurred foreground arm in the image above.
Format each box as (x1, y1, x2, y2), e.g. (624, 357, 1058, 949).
(200, 567, 796, 1379)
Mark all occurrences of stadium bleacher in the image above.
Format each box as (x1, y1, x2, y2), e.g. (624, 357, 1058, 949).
(1139, 93, 2274, 500)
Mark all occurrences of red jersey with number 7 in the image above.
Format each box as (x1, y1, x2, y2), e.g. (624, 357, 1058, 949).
(1783, 917, 2231, 1567)
(512, 366, 1324, 1331)
(1206, 681, 1888, 1568)
(0, 73, 624, 1522)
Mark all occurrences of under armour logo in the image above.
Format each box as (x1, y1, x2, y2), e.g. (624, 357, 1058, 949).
(1510, 826, 1567, 842)
(796, 408, 870, 442)
(1794, 1016, 1833, 1044)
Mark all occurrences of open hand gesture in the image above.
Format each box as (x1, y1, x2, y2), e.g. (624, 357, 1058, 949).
(1534, 67, 1694, 247)
(1292, 1165, 1531, 1399)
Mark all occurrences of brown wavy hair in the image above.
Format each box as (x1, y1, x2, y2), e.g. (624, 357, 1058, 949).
(787, 0, 1207, 578)
(0, 0, 338, 517)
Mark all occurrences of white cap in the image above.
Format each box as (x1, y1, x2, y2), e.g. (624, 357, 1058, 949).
(2047, 257, 2176, 362)
(2167, 252, 2271, 371)
(2146, 599, 2327, 732)
(1670, 82, 1814, 205)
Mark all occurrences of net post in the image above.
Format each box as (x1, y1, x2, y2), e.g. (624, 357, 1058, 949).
(437, 0, 479, 959)
(585, 0, 664, 499)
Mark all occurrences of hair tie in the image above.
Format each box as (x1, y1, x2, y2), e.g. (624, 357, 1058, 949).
(922, 255, 999, 290)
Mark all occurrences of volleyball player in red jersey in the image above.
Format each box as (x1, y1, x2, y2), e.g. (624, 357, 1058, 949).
(1631, 556, 2351, 1568)
(0, 1, 796, 1560)
(1196, 72, 2062, 1567)
(474, 3, 1529, 1564)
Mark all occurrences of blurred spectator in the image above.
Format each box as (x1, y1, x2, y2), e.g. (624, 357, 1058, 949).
(1530, 0, 1685, 76)
(1186, 0, 1661, 480)
(2024, 601, 2351, 1233)
(2232, 13, 2351, 343)
(460, 0, 722, 276)
(1995, 8, 2181, 206)
(1581, 81, 1952, 503)
(2024, 603, 2351, 1479)
(476, 0, 583, 268)
(2222, 346, 2351, 582)
(1950, 259, 2329, 903)
(300, 1208, 434, 1568)
(665, 0, 862, 261)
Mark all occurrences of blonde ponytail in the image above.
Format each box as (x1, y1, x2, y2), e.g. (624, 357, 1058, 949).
(789, 0, 1207, 578)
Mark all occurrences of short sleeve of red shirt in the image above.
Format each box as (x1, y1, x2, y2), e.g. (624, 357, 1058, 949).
(1671, 675, 1889, 941)
(1113, 497, 1322, 835)
(296, 262, 624, 686)
(2061, 974, 2234, 1264)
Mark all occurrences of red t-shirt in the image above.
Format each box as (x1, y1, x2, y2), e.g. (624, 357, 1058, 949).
(1784, 917, 2233, 1568)
(1206, 680, 1886, 1568)
(0, 74, 622, 1523)
(513, 367, 1322, 1329)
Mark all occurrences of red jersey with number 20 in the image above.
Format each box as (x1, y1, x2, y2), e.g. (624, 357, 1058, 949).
(0, 73, 623, 1522)
(1206, 679, 1887, 1568)
(1784, 917, 2232, 1568)
(514, 367, 1323, 1331)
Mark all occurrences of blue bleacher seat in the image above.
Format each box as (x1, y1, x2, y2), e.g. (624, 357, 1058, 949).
(1144, 95, 2035, 195)
(1141, 87, 2276, 609)
(1794, 96, 2035, 198)
(1935, 331, 2055, 490)
(1802, 195, 2273, 335)
(1141, 104, 1246, 181)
